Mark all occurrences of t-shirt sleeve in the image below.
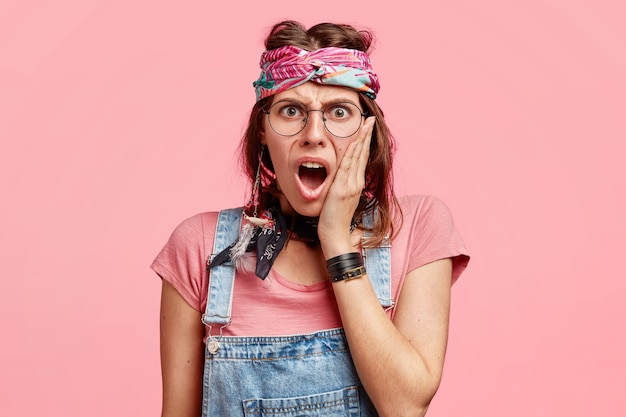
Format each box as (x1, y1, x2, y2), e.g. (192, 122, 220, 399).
(405, 195, 470, 284)
(150, 213, 214, 312)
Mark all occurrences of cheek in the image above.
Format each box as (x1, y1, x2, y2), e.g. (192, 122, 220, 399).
(266, 145, 289, 175)
(334, 144, 348, 161)
(334, 137, 356, 158)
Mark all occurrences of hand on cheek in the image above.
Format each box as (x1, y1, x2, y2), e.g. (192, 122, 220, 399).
(318, 116, 375, 259)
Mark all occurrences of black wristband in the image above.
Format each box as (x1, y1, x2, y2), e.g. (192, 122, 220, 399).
(326, 252, 365, 282)
(327, 259, 363, 276)
(326, 252, 362, 270)
(330, 265, 367, 282)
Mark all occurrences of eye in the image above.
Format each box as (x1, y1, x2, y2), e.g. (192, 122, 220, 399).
(326, 104, 354, 121)
(278, 103, 305, 119)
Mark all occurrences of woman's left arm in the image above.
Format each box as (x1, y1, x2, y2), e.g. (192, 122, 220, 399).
(331, 258, 452, 417)
(318, 117, 454, 416)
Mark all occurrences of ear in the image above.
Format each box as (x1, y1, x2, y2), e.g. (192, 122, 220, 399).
(259, 129, 266, 145)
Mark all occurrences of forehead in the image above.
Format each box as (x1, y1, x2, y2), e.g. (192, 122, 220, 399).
(272, 82, 360, 105)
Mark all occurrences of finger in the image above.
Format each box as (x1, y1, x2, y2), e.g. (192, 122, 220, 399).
(340, 117, 373, 191)
(333, 117, 374, 193)
(348, 117, 371, 170)
(356, 117, 375, 183)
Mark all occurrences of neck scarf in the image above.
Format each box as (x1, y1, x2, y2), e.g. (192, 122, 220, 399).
(208, 203, 360, 280)
(208, 205, 287, 280)
(253, 45, 380, 101)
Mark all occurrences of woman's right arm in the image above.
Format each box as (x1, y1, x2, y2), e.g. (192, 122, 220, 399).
(160, 280, 205, 417)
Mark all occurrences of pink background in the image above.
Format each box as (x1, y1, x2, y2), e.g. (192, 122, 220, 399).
(1, 1, 624, 416)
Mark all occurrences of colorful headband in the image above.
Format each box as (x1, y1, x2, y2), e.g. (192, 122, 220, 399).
(253, 45, 380, 101)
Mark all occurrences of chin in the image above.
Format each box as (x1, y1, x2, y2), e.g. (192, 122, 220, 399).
(288, 200, 324, 218)
(295, 207, 322, 218)
(278, 192, 324, 218)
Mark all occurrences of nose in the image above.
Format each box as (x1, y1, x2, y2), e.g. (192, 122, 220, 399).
(299, 110, 328, 146)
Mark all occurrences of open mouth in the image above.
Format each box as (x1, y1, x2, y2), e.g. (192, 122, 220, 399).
(298, 161, 327, 190)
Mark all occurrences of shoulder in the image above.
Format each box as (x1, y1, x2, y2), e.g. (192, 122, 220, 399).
(166, 212, 212, 244)
(167, 207, 245, 251)
(169, 207, 241, 239)
(396, 194, 455, 226)
(394, 195, 469, 283)
(397, 194, 448, 209)
(393, 194, 464, 257)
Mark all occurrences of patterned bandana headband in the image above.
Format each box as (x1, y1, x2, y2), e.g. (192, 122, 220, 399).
(253, 45, 380, 101)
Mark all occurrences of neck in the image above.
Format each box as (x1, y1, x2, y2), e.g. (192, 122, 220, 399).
(285, 212, 320, 244)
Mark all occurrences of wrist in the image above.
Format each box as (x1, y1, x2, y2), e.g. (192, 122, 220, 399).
(320, 237, 354, 260)
(319, 224, 362, 259)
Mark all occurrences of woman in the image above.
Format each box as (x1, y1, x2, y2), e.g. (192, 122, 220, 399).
(152, 20, 469, 417)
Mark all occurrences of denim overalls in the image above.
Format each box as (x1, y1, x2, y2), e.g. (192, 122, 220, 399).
(201, 208, 393, 416)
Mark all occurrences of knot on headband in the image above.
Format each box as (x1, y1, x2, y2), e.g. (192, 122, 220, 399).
(253, 45, 380, 101)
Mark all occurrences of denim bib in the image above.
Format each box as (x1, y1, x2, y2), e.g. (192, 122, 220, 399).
(202, 208, 392, 416)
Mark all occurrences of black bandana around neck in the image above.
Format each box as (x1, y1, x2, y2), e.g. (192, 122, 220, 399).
(208, 204, 309, 279)
(208, 201, 360, 280)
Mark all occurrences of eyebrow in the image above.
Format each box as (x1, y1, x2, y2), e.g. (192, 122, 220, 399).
(273, 97, 361, 108)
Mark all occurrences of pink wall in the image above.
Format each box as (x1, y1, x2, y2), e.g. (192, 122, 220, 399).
(1, 1, 624, 416)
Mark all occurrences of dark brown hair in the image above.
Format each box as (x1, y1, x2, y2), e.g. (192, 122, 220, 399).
(240, 21, 401, 246)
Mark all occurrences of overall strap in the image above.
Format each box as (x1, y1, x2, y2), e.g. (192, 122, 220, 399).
(202, 208, 242, 328)
(362, 210, 394, 308)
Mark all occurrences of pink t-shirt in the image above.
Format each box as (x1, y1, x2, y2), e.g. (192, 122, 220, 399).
(151, 195, 469, 339)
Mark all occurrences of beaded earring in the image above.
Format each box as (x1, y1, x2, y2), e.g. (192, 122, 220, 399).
(230, 146, 269, 267)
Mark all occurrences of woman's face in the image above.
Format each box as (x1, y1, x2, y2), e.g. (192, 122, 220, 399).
(261, 82, 364, 217)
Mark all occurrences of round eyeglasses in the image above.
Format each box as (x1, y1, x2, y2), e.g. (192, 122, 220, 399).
(263, 101, 367, 138)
